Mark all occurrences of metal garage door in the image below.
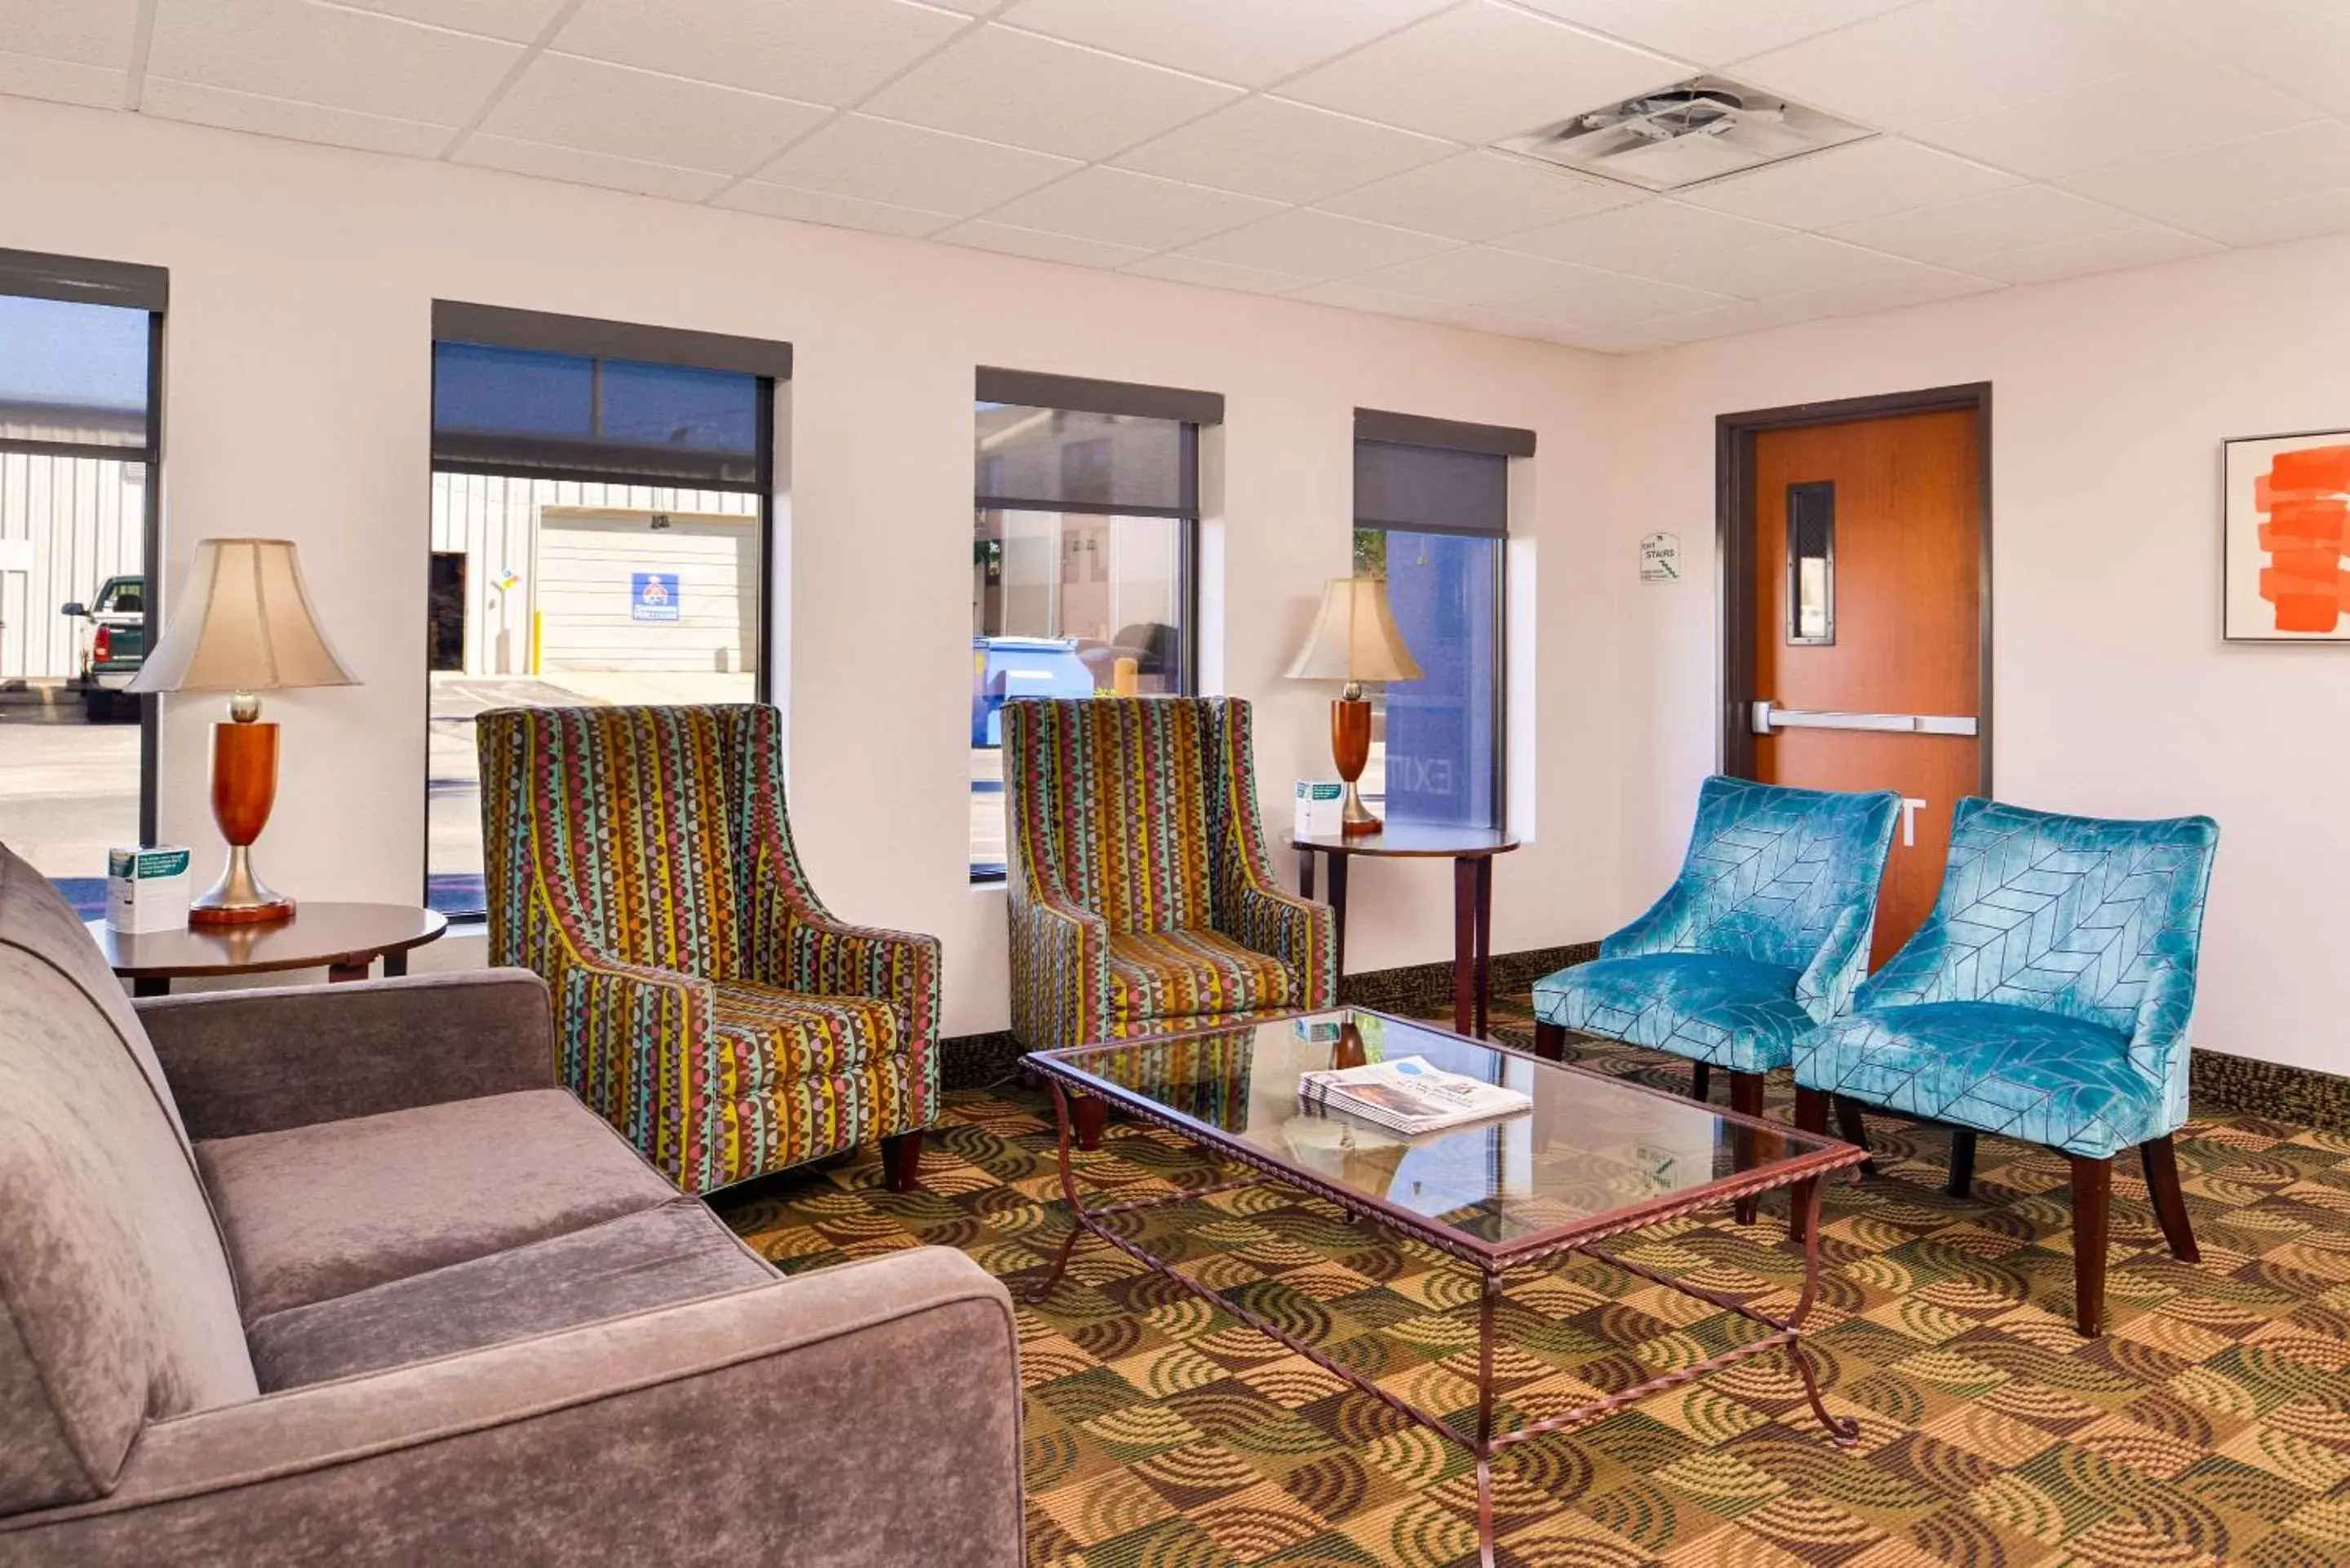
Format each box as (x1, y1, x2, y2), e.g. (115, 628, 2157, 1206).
(534, 507, 758, 675)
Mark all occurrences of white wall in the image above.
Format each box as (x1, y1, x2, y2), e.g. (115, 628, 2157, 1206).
(12, 94, 2343, 1078)
(1605, 232, 2350, 1078)
(0, 95, 1625, 1034)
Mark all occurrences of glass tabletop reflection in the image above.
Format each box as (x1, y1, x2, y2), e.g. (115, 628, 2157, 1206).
(1038, 1009, 1847, 1258)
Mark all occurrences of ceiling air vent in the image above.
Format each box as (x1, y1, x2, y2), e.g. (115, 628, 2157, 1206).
(1497, 76, 1872, 193)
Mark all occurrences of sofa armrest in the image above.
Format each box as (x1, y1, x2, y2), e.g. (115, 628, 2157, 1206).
(0, 1247, 1023, 1568)
(136, 970, 556, 1141)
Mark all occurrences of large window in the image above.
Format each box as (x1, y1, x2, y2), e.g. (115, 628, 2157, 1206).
(1352, 411, 1528, 832)
(426, 303, 787, 917)
(0, 250, 166, 917)
(970, 368, 1219, 881)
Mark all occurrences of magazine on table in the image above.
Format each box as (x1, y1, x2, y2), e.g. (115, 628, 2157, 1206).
(1297, 1055, 1531, 1136)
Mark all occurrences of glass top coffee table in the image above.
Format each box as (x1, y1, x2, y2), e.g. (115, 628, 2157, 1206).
(1025, 1008, 1867, 1566)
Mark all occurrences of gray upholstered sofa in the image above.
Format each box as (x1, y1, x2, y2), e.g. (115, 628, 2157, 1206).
(0, 845, 1024, 1566)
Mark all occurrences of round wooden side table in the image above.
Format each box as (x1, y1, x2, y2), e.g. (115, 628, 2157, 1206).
(87, 902, 450, 997)
(1292, 825, 1519, 1039)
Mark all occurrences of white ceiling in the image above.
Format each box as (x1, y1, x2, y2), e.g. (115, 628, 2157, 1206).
(7, 0, 2350, 352)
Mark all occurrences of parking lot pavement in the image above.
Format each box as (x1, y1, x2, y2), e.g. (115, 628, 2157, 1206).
(0, 708, 142, 878)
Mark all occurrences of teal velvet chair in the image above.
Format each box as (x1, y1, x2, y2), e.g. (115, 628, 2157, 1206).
(1791, 797, 2219, 1335)
(1531, 775, 1901, 1136)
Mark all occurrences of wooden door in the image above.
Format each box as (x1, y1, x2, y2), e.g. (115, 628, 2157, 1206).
(1750, 407, 1983, 964)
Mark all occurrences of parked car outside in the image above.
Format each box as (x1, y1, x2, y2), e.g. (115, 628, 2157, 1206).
(61, 574, 145, 721)
(970, 635, 1093, 746)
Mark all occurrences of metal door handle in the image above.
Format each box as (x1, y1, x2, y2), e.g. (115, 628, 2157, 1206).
(1752, 700, 1978, 737)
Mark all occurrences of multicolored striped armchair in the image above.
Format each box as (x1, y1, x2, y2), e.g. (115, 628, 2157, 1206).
(478, 704, 939, 1196)
(1004, 697, 1337, 1056)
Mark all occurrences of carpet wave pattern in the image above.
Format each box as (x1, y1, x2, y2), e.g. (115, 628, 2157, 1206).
(717, 998, 2350, 1568)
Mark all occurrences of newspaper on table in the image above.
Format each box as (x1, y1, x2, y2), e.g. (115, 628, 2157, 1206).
(1297, 1055, 1531, 1136)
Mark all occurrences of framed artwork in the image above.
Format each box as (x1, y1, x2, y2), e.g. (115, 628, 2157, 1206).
(2224, 429, 2350, 641)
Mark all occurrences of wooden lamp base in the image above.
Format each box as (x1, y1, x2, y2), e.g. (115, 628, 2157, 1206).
(190, 711, 295, 927)
(1331, 692, 1379, 836)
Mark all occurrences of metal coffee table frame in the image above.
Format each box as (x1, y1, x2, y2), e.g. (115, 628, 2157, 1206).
(1023, 1014, 1869, 1568)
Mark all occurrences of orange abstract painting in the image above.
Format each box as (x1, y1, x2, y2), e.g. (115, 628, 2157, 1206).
(2226, 432, 2350, 641)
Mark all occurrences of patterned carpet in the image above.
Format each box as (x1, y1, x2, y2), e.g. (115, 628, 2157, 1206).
(714, 999, 2350, 1568)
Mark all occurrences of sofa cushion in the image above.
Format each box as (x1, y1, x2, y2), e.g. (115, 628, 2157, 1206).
(244, 1200, 774, 1392)
(196, 1089, 679, 1322)
(711, 980, 899, 1091)
(1107, 928, 1292, 1025)
(1532, 951, 1812, 1074)
(0, 848, 257, 1516)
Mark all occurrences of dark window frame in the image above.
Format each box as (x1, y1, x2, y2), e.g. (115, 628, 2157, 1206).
(1350, 410, 1528, 836)
(424, 303, 787, 919)
(971, 372, 1217, 884)
(0, 250, 167, 848)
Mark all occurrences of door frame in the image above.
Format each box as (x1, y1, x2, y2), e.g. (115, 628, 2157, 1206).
(1715, 382, 1993, 791)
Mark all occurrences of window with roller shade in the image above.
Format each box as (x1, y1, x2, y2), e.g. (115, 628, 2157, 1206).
(0, 249, 167, 918)
(970, 368, 1218, 882)
(1352, 411, 1528, 833)
(424, 303, 787, 917)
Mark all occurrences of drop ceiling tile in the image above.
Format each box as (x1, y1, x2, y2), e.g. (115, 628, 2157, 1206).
(1629, 295, 1820, 342)
(862, 23, 1237, 160)
(1505, 264, 1736, 327)
(1961, 223, 2221, 284)
(1531, 323, 1672, 352)
(452, 132, 734, 200)
(1647, 231, 1909, 296)
(1182, 208, 1457, 279)
(1910, 61, 2317, 183)
(1824, 184, 2137, 264)
(1345, 245, 1594, 306)
(146, 0, 521, 123)
(332, 0, 569, 44)
(938, 219, 1152, 268)
(552, 0, 968, 107)
(984, 167, 1279, 250)
(2108, 0, 2350, 119)
(145, 78, 454, 156)
(1677, 137, 2017, 229)
(1112, 96, 1457, 206)
(2180, 187, 2350, 249)
(2060, 122, 2350, 227)
(716, 180, 960, 237)
(1494, 198, 1791, 268)
(1281, 2, 1683, 145)
(0, 0, 140, 65)
(1120, 253, 1318, 296)
(995, 0, 1451, 89)
(0, 49, 124, 109)
(1734, 0, 2165, 131)
(1289, 278, 1459, 314)
(484, 54, 829, 175)
(1510, 0, 1913, 68)
(754, 113, 1077, 214)
(1317, 151, 1638, 242)
(1768, 264, 2002, 317)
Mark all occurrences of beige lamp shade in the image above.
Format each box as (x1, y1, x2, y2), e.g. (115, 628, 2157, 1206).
(1285, 576, 1422, 684)
(128, 538, 357, 694)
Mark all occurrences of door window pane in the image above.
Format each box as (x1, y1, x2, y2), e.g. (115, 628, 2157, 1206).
(0, 295, 151, 449)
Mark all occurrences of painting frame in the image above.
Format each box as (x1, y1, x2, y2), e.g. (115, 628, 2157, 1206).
(2223, 427, 2350, 644)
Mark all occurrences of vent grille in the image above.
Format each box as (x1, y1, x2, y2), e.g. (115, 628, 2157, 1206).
(1498, 76, 1872, 193)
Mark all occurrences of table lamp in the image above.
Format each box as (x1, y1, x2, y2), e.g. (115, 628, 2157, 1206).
(127, 538, 357, 924)
(1285, 576, 1421, 836)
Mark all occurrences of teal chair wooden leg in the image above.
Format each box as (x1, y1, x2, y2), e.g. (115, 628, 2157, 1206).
(2139, 1135, 2201, 1262)
(1948, 1129, 1977, 1198)
(1691, 1062, 1711, 1103)
(2072, 1155, 2112, 1336)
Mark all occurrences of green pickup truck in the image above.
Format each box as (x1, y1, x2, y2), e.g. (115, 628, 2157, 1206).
(60, 574, 145, 721)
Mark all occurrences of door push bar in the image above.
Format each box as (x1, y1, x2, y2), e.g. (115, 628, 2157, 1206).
(1752, 701, 1979, 737)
